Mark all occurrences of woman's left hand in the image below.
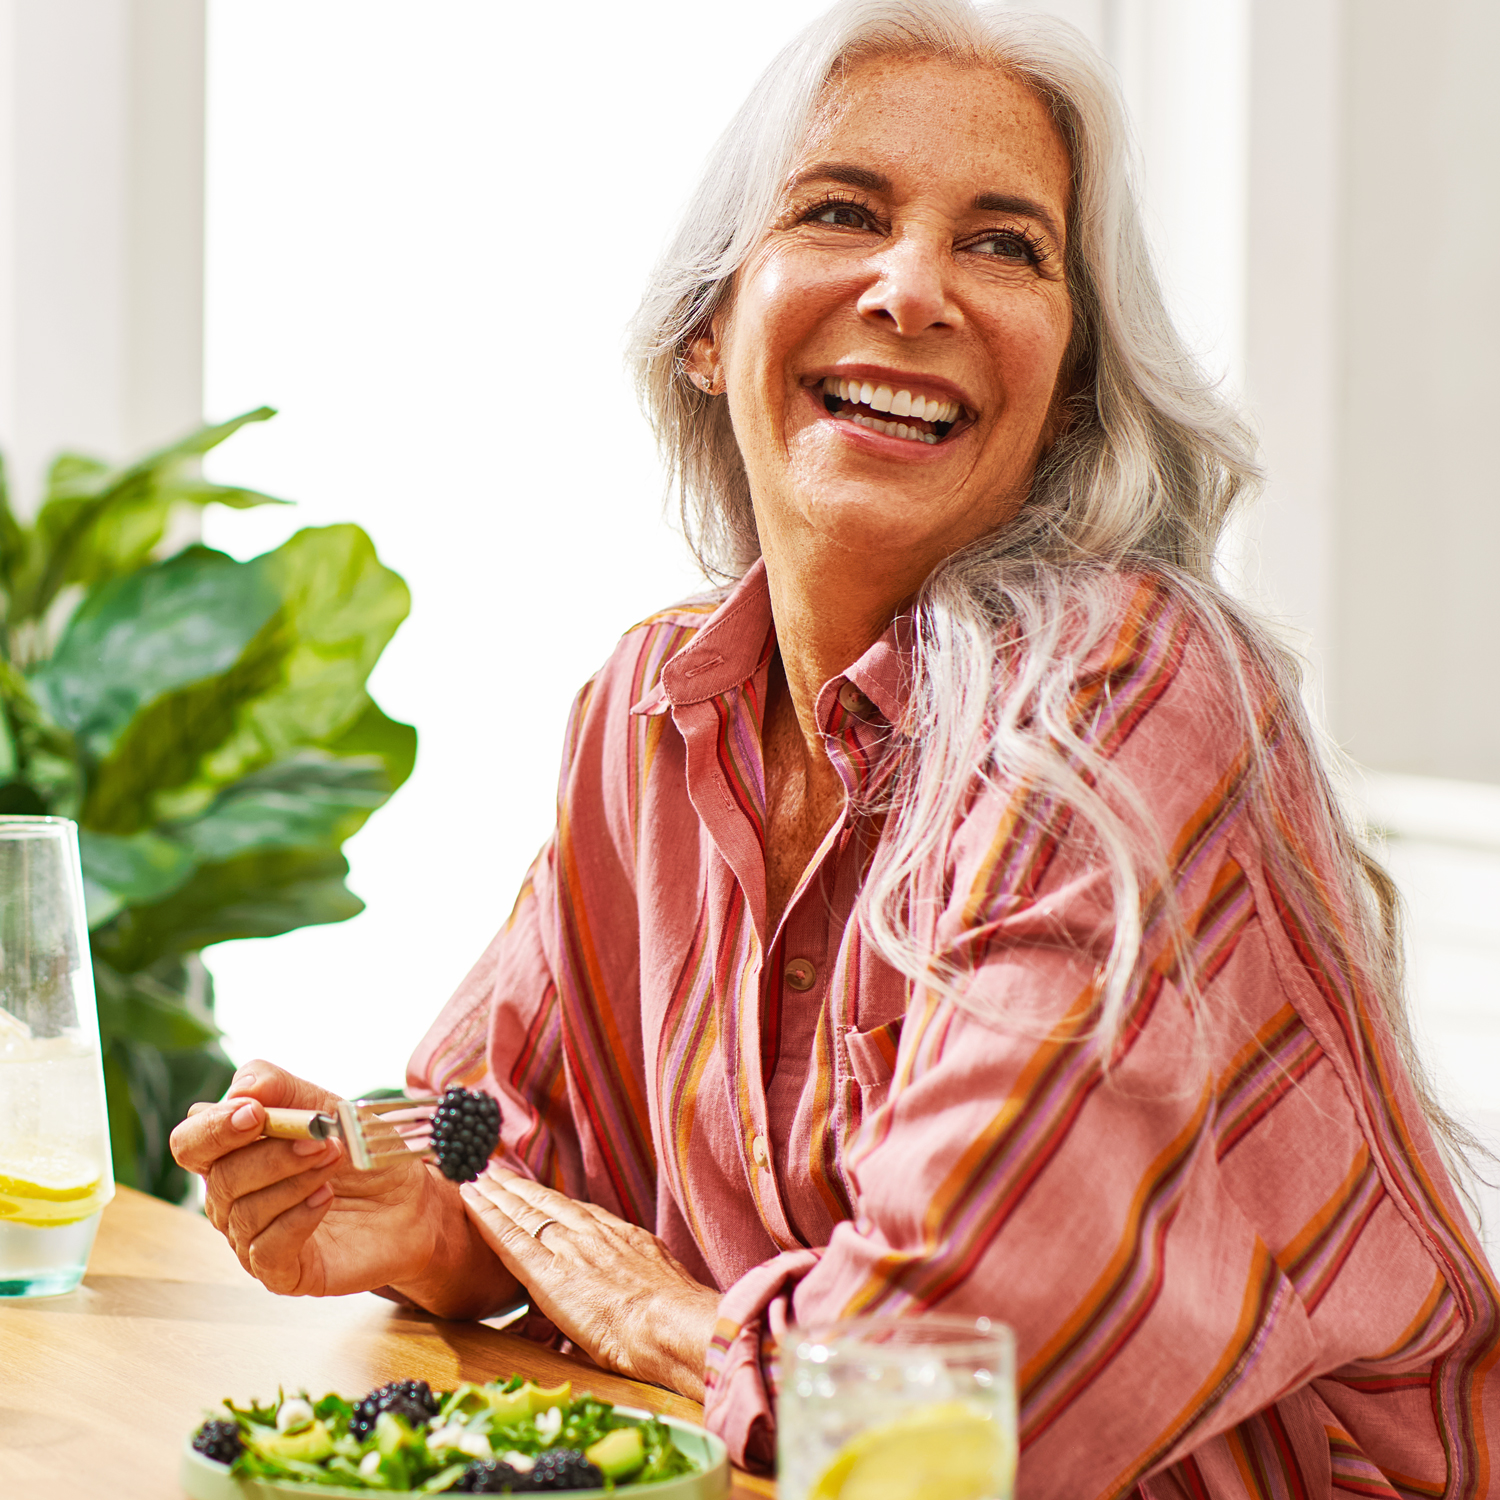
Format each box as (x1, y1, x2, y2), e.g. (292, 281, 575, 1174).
(459, 1165, 721, 1400)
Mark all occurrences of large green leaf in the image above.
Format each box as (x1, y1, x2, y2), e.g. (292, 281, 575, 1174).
(94, 954, 222, 1052)
(324, 696, 417, 797)
(0, 709, 15, 781)
(193, 525, 411, 789)
(0, 450, 26, 602)
(79, 612, 290, 833)
(97, 955, 233, 1198)
(31, 545, 281, 764)
(78, 828, 197, 927)
(91, 846, 364, 974)
(173, 751, 392, 864)
(51, 526, 410, 833)
(80, 743, 412, 930)
(16, 407, 283, 621)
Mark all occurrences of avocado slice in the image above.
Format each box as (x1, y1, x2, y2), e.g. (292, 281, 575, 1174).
(252, 1419, 334, 1463)
(586, 1426, 645, 1480)
(484, 1379, 572, 1424)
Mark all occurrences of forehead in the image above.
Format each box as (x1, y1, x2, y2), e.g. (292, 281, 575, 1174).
(800, 53, 1072, 219)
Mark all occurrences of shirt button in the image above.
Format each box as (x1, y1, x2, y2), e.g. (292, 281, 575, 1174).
(751, 1134, 769, 1168)
(838, 681, 873, 715)
(785, 958, 817, 992)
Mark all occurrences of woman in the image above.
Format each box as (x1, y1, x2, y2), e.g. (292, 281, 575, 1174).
(172, 2, 1500, 1494)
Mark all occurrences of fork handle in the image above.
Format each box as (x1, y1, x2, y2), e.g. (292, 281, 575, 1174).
(262, 1108, 334, 1141)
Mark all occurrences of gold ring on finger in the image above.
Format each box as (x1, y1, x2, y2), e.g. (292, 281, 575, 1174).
(531, 1216, 560, 1243)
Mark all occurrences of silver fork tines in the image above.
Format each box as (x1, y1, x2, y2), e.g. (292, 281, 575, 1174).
(336, 1095, 439, 1172)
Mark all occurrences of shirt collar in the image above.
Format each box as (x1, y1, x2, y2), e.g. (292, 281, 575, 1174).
(629, 558, 913, 733)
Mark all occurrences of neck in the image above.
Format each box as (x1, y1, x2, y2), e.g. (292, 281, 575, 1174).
(758, 528, 918, 749)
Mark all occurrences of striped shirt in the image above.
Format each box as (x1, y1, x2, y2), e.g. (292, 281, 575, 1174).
(410, 560, 1500, 1497)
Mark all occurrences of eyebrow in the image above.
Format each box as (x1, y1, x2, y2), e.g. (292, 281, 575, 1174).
(790, 163, 1065, 246)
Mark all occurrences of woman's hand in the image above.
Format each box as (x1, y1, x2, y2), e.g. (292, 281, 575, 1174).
(460, 1165, 720, 1400)
(169, 1060, 517, 1318)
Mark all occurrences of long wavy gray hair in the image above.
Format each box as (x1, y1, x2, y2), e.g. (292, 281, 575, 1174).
(626, 0, 1471, 1166)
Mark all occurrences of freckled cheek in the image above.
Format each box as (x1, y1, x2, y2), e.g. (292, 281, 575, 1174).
(980, 301, 1073, 408)
(733, 253, 857, 369)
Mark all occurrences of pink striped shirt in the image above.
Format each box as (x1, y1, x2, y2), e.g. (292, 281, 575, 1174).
(410, 561, 1500, 1497)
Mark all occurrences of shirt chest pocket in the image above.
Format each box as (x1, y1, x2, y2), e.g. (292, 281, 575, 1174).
(843, 1017, 903, 1115)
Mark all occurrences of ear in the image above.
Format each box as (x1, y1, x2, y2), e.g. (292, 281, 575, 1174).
(685, 326, 721, 393)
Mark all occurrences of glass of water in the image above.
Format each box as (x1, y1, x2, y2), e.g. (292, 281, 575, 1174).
(779, 1314, 1016, 1500)
(0, 817, 115, 1296)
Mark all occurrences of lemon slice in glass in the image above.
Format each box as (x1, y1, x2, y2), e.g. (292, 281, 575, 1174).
(0, 1140, 109, 1225)
(810, 1402, 1013, 1500)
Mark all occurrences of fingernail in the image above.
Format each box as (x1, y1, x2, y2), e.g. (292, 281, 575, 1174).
(231, 1101, 259, 1130)
(228, 1071, 257, 1095)
(306, 1183, 333, 1208)
(291, 1136, 331, 1156)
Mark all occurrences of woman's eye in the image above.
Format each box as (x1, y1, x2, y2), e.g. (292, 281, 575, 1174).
(971, 231, 1038, 263)
(810, 203, 872, 229)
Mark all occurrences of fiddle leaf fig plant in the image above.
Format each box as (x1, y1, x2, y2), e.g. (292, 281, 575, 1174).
(0, 407, 415, 1202)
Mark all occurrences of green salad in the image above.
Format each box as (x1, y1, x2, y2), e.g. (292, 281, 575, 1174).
(189, 1376, 699, 1493)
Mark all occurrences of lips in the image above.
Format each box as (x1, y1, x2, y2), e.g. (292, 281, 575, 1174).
(817, 375, 967, 445)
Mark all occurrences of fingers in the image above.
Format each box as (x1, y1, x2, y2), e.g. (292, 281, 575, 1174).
(481, 1165, 595, 1232)
(170, 1095, 268, 1175)
(170, 1059, 340, 1177)
(218, 1154, 337, 1253)
(245, 1189, 335, 1295)
(459, 1176, 556, 1284)
(223, 1059, 342, 1113)
(228, 1172, 337, 1295)
(203, 1135, 343, 1224)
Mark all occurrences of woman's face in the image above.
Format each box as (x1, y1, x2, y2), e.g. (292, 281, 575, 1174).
(696, 55, 1075, 587)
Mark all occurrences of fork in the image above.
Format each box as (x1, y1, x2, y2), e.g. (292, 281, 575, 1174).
(260, 1096, 438, 1173)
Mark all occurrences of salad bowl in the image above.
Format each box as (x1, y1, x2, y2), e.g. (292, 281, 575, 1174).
(180, 1405, 729, 1500)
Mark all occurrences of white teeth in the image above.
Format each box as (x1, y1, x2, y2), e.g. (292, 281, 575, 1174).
(848, 412, 939, 444)
(818, 376, 962, 434)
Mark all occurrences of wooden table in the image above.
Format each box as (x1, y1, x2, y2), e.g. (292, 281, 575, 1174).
(0, 1186, 774, 1498)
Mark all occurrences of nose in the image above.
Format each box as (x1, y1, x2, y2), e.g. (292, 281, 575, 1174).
(856, 230, 960, 336)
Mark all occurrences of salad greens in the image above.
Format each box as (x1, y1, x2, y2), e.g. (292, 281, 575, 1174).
(200, 1377, 698, 1492)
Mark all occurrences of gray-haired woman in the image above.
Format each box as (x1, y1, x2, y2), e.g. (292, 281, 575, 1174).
(173, 3, 1500, 1493)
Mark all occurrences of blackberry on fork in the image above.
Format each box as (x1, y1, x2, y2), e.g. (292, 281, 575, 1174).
(430, 1086, 501, 1183)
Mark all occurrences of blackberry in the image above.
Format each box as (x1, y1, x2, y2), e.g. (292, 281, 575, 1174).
(430, 1086, 501, 1183)
(349, 1377, 439, 1439)
(525, 1449, 604, 1491)
(191, 1418, 243, 1466)
(453, 1459, 530, 1493)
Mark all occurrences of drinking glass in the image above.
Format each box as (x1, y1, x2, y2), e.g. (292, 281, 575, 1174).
(0, 817, 115, 1296)
(779, 1314, 1016, 1500)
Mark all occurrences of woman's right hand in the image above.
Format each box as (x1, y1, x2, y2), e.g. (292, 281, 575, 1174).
(169, 1060, 517, 1315)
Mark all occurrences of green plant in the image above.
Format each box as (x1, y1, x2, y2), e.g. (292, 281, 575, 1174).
(0, 407, 415, 1202)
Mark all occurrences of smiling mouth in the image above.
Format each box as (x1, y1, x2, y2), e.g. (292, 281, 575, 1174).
(819, 376, 963, 445)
